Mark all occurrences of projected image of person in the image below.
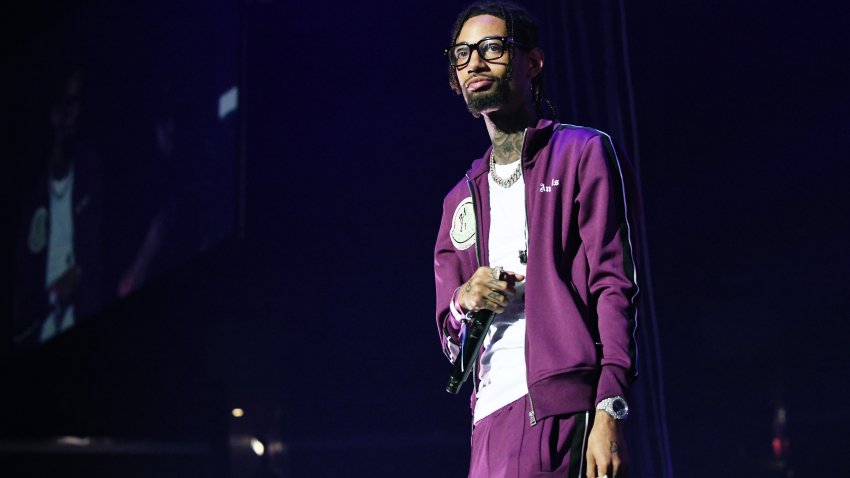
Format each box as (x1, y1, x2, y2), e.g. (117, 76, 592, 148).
(434, 3, 640, 477)
(14, 69, 104, 344)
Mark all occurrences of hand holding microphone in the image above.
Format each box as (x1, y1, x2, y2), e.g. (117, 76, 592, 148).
(457, 266, 525, 315)
(446, 265, 525, 394)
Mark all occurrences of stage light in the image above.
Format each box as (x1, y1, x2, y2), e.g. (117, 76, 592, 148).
(57, 436, 91, 446)
(250, 437, 265, 456)
(231, 408, 245, 418)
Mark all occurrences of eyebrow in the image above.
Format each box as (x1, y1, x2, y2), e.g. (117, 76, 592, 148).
(454, 33, 507, 44)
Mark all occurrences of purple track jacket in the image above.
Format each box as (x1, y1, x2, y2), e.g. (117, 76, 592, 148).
(434, 119, 640, 424)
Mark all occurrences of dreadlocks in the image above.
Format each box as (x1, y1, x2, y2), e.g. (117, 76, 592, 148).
(447, 1, 546, 118)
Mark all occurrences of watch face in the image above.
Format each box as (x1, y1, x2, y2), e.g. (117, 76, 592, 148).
(611, 397, 628, 419)
(613, 399, 626, 413)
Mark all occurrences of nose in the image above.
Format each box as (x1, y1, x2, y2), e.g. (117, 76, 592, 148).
(465, 48, 488, 72)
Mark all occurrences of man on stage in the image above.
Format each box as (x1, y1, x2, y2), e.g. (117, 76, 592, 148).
(433, 3, 640, 477)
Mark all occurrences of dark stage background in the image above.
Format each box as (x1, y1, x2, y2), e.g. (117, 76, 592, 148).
(1, 1, 849, 477)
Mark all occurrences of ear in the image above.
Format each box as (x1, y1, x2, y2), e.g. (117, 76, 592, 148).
(526, 47, 544, 80)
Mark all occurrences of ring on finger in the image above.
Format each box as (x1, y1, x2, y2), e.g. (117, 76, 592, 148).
(490, 266, 503, 280)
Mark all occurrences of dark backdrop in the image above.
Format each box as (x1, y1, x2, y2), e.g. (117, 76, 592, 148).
(1, 1, 849, 477)
(630, 2, 850, 476)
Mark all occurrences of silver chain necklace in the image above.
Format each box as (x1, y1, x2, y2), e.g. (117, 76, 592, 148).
(489, 151, 523, 188)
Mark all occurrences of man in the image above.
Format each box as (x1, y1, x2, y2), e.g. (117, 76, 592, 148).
(433, 3, 639, 477)
(14, 69, 103, 345)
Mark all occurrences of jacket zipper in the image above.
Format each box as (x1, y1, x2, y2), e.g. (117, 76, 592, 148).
(517, 128, 539, 427)
(465, 175, 483, 395)
(527, 392, 537, 426)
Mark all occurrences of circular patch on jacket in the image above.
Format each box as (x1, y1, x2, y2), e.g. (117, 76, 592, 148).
(28, 207, 48, 254)
(450, 197, 476, 250)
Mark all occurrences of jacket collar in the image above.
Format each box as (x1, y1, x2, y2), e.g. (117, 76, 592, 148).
(465, 118, 558, 180)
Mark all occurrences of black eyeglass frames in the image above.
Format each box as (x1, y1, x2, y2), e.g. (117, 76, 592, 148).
(444, 36, 525, 68)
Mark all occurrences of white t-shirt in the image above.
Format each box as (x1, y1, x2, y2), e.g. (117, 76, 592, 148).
(474, 161, 529, 424)
(42, 170, 76, 342)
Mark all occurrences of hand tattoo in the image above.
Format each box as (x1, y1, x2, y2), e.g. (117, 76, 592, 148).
(465, 283, 472, 293)
(610, 442, 619, 454)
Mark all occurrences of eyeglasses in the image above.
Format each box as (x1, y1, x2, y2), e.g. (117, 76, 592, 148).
(444, 36, 525, 68)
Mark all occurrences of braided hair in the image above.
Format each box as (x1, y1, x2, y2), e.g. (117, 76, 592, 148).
(447, 1, 546, 117)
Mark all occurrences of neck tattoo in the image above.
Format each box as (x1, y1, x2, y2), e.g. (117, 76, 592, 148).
(490, 130, 524, 165)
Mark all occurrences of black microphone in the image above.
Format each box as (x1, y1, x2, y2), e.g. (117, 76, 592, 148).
(445, 309, 496, 394)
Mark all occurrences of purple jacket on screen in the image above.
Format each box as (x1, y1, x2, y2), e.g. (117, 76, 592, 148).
(434, 119, 640, 423)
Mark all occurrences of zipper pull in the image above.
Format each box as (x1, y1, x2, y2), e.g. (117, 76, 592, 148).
(527, 393, 538, 426)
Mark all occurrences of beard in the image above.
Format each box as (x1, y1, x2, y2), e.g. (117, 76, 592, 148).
(464, 68, 514, 118)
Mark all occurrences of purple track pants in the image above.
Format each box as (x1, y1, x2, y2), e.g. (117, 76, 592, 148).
(469, 396, 592, 478)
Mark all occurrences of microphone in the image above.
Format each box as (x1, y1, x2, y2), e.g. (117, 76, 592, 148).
(445, 309, 496, 394)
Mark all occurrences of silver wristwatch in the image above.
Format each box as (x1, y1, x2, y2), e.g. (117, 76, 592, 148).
(596, 396, 629, 420)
